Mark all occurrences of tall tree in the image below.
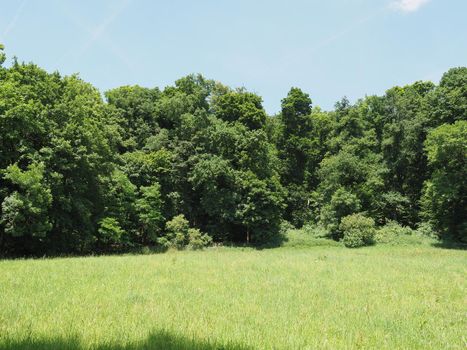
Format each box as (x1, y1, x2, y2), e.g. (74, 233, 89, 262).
(421, 121, 467, 241)
(277, 88, 316, 226)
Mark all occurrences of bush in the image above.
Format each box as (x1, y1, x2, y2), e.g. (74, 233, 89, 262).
(302, 224, 329, 238)
(415, 222, 438, 238)
(375, 221, 414, 244)
(164, 215, 212, 250)
(375, 221, 439, 246)
(187, 228, 212, 250)
(279, 220, 295, 236)
(166, 214, 190, 249)
(320, 188, 361, 238)
(98, 217, 125, 245)
(339, 213, 376, 248)
(156, 236, 170, 248)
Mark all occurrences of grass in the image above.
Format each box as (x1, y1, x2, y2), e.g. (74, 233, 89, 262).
(0, 243, 466, 349)
(282, 228, 342, 248)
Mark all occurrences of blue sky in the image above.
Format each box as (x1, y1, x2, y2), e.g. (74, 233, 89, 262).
(1, 0, 466, 113)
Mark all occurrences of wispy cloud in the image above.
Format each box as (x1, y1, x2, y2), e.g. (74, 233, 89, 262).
(270, 5, 387, 74)
(1, 0, 27, 41)
(390, 0, 430, 13)
(309, 7, 387, 53)
(55, 0, 134, 71)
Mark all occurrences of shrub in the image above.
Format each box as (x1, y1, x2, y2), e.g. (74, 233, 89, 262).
(302, 224, 329, 238)
(187, 228, 213, 250)
(339, 213, 376, 248)
(279, 220, 295, 236)
(165, 214, 212, 250)
(320, 188, 361, 238)
(98, 217, 125, 245)
(166, 214, 190, 249)
(375, 221, 413, 244)
(156, 236, 170, 249)
(375, 221, 440, 245)
(415, 222, 438, 238)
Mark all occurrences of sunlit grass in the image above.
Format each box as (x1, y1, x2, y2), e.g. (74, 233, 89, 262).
(0, 244, 465, 349)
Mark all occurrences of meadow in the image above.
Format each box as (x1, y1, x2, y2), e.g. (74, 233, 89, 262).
(0, 238, 466, 350)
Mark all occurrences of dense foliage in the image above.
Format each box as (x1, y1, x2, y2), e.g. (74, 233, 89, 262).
(0, 45, 465, 255)
(340, 213, 376, 248)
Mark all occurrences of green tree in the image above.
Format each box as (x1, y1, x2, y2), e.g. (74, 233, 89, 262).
(0, 43, 5, 66)
(1, 162, 52, 254)
(97, 217, 125, 248)
(43, 76, 116, 253)
(213, 89, 267, 130)
(105, 85, 160, 150)
(235, 172, 285, 244)
(378, 82, 435, 224)
(315, 149, 386, 236)
(276, 88, 316, 226)
(0, 45, 465, 256)
(421, 121, 466, 241)
(428, 67, 467, 125)
(101, 170, 137, 235)
(135, 183, 165, 244)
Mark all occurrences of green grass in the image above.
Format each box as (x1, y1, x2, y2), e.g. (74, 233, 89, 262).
(0, 244, 466, 349)
(282, 229, 342, 248)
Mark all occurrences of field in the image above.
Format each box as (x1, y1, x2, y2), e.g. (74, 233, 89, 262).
(0, 243, 466, 349)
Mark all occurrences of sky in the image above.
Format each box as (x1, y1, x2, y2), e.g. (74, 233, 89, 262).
(0, 0, 466, 114)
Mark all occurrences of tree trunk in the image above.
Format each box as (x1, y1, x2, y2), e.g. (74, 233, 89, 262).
(246, 226, 250, 245)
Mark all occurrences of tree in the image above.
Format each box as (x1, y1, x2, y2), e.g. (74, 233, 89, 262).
(320, 187, 361, 238)
(421, 121, 466, 241)
(101, 170, 137, 235)
(189, 154, 238, 237)
(105, 85, 160, 150)
(235, 172, 285, 244)
(428, 67, 467, 125)
(281, 87, 312, 136)
(315, 149, 386, 236)
(278, 88, 313, 183)
(0, 43, 5, 66)
(43, 75, 116, 253)
(0, 45, 465, 255)
(135, 183, 165, 245)
(276, 88, 316, 226)
(97, 217, 125, 248)
(378, 82, 435, 224)
(1, 162, 52, 254)
(213, 90, 267, 130)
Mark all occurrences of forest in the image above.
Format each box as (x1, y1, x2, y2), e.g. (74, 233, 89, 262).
(0, 44, 465, 256)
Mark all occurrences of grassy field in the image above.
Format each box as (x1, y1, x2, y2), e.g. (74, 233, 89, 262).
(0, 243, 466, 349)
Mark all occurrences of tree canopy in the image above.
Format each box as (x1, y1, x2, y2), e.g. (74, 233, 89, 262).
(0, 46, 465, 256)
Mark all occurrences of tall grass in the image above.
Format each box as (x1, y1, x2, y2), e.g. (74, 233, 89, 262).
(0, 245, 465, 349)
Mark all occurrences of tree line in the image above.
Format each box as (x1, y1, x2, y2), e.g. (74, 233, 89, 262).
(0, 44, 465, 255)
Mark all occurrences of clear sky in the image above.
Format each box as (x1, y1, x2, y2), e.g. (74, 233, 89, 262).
(1, 0, 466, 114)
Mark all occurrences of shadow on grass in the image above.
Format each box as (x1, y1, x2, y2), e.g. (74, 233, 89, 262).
(431, 240, 467, 250)
(0, 330, 253, 350)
